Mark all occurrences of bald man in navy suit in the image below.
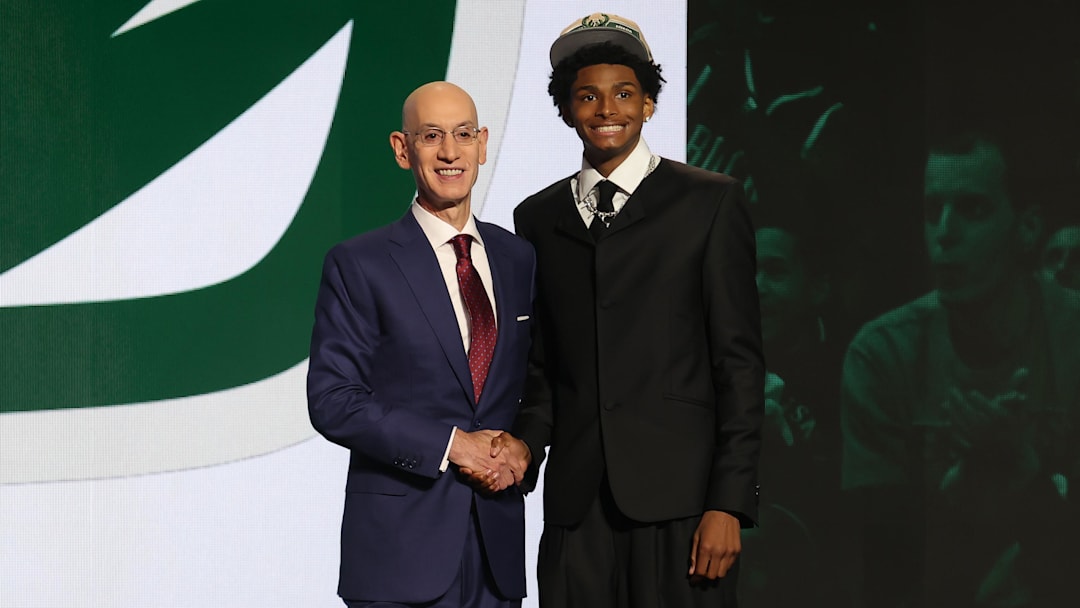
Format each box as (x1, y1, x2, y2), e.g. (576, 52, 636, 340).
(308, 81, 534, 608)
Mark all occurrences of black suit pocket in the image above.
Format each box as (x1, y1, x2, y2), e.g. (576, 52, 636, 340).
(663, 393, 713, 409)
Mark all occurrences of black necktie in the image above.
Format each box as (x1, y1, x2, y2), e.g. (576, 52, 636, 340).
(590, 180, 618, 241)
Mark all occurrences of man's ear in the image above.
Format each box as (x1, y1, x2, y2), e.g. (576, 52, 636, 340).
(389, 131, 411, 169)
(477, 127, 489, 165)
(559, 106, 574, 128)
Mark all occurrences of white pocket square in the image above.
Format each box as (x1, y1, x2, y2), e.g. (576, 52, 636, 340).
(516, 315, 530, 321)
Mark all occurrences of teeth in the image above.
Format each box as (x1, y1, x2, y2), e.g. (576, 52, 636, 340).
(436, 169, 464, 176)
(595, 125, 624, 133)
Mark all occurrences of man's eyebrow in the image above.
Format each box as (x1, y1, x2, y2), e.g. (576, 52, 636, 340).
(575, 81, 640, 92)
(417, 121, 477, 129)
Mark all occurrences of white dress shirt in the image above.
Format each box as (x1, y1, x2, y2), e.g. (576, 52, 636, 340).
(410, 201, 499, 471)
(572, 138, 660, 227)
(411, 201, 499, 348)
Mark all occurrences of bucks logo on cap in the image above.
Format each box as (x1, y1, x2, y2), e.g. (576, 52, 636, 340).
(581, 13, 613, 28)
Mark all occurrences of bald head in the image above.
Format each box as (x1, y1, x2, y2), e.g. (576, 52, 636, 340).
(401, 81, 478, 131)
(390, 81, 489, 227)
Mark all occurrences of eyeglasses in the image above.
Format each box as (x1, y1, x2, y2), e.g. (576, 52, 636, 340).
(402, 126, 481, 146)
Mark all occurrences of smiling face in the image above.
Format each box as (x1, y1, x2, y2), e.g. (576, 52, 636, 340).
(562, 63, 654, 176)
(390, 82, 488, 215)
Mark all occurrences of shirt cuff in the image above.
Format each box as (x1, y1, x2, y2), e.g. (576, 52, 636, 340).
(440, 426, 457, 473)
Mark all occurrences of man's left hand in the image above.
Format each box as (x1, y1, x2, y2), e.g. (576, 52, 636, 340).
(689, 510, 741, 581)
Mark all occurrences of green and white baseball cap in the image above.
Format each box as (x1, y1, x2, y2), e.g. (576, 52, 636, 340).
(549, 12, 653, 68)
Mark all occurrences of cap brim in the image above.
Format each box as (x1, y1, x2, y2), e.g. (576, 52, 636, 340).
(549, 29, 651, 68)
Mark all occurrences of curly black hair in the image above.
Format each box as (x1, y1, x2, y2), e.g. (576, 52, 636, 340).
(548, 42, 665, 120)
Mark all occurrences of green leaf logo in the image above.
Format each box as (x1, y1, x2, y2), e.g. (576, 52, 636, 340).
(1, 0, 459, 482)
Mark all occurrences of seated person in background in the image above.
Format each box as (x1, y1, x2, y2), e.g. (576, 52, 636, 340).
(742, 191, 853, 606)
(842, 131, 1080, 607)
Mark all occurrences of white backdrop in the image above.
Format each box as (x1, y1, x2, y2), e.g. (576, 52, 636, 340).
(0, 1, 686, 606)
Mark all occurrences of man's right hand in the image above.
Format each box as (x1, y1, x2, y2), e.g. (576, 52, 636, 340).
(457, 431, 532, 495)
(449, 427, 511, 485)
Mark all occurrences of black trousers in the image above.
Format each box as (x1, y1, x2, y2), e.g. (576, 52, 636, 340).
(537, 481, 739, 608)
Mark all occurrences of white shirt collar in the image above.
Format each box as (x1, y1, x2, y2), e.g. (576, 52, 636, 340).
(410, 201, 484, 250)
(576, 138, 656, 202)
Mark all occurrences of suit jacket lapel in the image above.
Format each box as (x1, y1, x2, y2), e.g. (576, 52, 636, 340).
(387, 213, 474, 403)
(550, 179, 594, 246)
(477, 223, 515, 410)
(604, 159, 671, 238)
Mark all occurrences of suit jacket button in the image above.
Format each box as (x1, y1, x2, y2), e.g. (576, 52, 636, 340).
(474, 420, 481, 429)
(602, 401, 618, 411)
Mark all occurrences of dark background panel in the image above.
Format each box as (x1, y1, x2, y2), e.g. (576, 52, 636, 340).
(688, 1, 1080, 606)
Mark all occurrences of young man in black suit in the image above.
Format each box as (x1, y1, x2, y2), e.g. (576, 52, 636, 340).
(494, 13, 765, 608)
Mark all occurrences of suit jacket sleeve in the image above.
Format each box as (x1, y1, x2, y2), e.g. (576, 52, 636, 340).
(703, 182, 765, 525)
(307, 245, 453, 479)
(509, 207, 552, 491)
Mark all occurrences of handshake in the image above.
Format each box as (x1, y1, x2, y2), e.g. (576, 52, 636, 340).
(449, 429, 532, 495)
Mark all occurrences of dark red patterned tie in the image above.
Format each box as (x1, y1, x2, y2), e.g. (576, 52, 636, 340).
(450, 234, 497, 403)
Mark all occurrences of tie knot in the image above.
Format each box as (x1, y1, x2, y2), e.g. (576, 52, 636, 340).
(450, 234, 473, 260)
(596, 180, 618, 212)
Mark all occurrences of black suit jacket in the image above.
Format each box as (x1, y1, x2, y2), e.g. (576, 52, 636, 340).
(513, 158, 764, 527)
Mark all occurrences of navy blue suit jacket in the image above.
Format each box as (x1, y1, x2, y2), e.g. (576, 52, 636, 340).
(307, 211, 534, 603)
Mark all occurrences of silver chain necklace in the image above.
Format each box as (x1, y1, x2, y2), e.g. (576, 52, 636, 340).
(582, 200, 620, 228)
(582, 156, 660, 228)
